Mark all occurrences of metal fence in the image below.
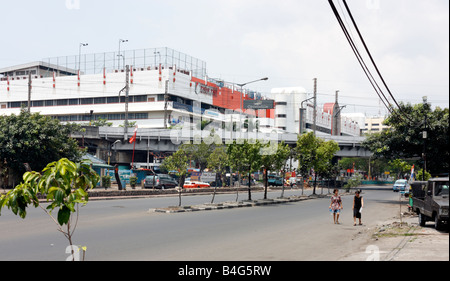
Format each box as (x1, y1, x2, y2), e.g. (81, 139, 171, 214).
(42, 47, 207, 78)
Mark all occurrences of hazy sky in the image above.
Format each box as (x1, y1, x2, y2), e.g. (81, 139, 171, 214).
(0, 0, 448, 116)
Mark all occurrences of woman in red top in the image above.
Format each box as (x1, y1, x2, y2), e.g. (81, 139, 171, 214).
(329, 189, 343, 224)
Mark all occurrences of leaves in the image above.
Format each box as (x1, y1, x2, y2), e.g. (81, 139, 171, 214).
(0, 158, 99, 226)
(363, 103, 449, 175)
(0, 110, 84, 179)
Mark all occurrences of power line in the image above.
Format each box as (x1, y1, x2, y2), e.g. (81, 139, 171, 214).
(328, 0, 393, 114)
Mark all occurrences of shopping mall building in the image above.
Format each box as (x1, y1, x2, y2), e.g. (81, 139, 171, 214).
(0, 47, 277, 133)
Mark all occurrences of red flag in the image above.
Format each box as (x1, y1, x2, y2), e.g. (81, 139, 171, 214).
(129, 126, 138, 144)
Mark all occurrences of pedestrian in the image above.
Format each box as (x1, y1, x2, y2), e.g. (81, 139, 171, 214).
(329, 189, 343, 224)
(353, 190, 364, 226)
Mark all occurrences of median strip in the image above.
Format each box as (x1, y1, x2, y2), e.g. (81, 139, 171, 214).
(151, 195, 325, 214)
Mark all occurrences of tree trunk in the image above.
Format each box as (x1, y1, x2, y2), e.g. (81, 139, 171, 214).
(248, 170, 252, 201)
(264, 168, 268, 200)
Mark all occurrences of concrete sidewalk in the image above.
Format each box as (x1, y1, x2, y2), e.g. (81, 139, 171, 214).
(341, 214, 449, 261)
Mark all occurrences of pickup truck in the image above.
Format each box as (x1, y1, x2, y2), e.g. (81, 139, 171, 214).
(411, 177, 449, 230)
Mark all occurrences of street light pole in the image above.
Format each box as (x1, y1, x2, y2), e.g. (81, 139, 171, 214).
(236, 77, 269, 121)
(422, 96, 428, 181)
(78, 43, 88, 71)
(118, 39, 128, 71)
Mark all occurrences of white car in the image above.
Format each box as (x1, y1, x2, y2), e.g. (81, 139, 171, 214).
(393, 179, 409, 194)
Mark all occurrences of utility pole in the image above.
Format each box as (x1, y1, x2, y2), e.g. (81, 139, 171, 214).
(27, 73, 32, 113)
(422, 96, 428, 181)
(124, 65, 130, 140)
(313, 78, 317, 136)
(164, 79, 169, 129)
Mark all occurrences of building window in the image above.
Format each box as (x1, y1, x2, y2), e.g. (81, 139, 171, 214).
(107, 97, 119, 104)
(94, 97, 106, 104)
(108, 114, 121, 120)
(81, 98, 93, 105)
(57, 100, 68, 106)
(32, 100, 44, 107)
(134, 95, 147, 102)
(135, 113, 149, 119)
(276, 114, 287, 118)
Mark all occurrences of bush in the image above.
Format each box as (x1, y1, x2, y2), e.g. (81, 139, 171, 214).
(101, 176, 111, 189)
(344, 174, 363, 192)
(129, 176, 138, 189)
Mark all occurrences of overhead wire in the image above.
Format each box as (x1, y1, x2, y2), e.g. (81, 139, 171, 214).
(328, 0, 394, 115)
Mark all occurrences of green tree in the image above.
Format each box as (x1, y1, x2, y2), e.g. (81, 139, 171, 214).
(0, 158, 99, 261)
(161, 149, 189, 207)
(227, 139, 262, 201)
(207, 146, 229, 203)
(363, 103, 449, 175)
(261, 141, 290, 199)
(0, 110, 83, 183)
(388, 159, 412, 180)
(295, 132, 340, 194)
(315, 140, 340, 191)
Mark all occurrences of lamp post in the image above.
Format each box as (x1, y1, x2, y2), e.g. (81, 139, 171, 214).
(236, 77, 269, 120)
(78, 43, 88, 71)
(118, 39, 128, 70)
(422, 96, 428, 181)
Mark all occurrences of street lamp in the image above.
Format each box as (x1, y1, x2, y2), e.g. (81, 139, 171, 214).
(118, 39, 128, 70)
(300, 97, 315, 134)
(78, 43, 88, 71)
(422, 96, 428, 181)
(236, 77, 269, 116)
(154, 51, 160, 68)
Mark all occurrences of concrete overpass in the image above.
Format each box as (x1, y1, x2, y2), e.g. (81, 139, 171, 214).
(72, 127, 372, 167)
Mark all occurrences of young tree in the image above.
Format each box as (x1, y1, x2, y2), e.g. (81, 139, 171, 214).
(261, 142, 290, 199)
(0, 158, 100, 261)
(161, 149, 189, 207)
(227, 139, 262, 201)
(207, 146, 229, 203)
(295, 132, 340, 194)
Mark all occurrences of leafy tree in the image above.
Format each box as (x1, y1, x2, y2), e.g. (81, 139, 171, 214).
(363, 103, 449, 175)
(207, 146, 229, 203)
(181, 140, 216, 172)
(295, 132, 340, 194)
(227, 139, 262, 201)
(161, 149, 189, 207)
(0, 110, 83, 183)
(261, 141, 290, 199)
(388, 159, 412, 180)
(315, 140, 340, 191)
(0, 158, 99, 261)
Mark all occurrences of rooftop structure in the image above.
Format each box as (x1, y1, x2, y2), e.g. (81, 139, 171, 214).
(0, 61, 78, 80)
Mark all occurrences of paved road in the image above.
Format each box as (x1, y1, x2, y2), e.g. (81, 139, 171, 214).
(0, 187, 400, 261)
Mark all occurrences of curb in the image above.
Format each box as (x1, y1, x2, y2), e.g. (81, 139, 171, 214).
(151, 195, 326, 214)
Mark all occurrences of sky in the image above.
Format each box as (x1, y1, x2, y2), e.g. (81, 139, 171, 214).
(0, 0, 448, 116)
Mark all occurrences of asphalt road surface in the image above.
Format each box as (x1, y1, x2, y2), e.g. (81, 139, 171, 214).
(0, 187, 401, 261)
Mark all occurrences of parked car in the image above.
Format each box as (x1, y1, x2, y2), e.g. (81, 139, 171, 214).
(393, 179, 409, 193)
(412, 177, 449, 230)
(268, 175, 283, 187)
(183, 181, 211, 189)
(143, 174, 177, 189)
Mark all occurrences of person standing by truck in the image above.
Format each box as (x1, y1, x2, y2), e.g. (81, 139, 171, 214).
(353, 190, 364, 226)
